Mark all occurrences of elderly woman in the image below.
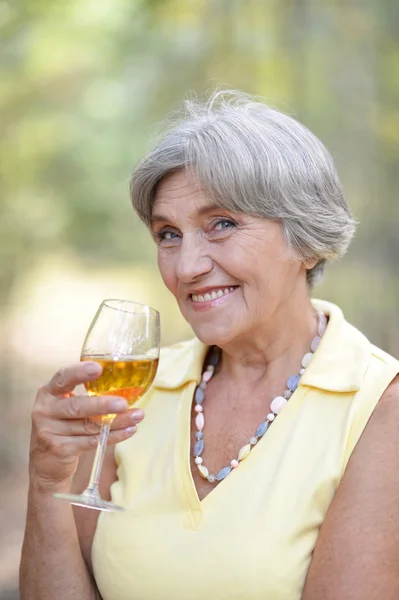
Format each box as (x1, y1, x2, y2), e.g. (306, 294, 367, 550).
(20, 91, 399, 600)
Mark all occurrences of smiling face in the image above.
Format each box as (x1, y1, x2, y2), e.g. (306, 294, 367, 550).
(151, 170, 312, 346)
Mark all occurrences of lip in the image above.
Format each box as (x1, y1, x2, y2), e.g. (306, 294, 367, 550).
(188, 286, 239, 311)
(186, 285, 238, 299)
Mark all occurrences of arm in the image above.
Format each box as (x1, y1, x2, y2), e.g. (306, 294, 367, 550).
(19, 363, 144, 600)
(302, 375, 399, 600)
(21, 481, 101, 600)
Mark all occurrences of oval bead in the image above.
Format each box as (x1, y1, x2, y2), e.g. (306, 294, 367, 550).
(318, 313, 327, 336)
(216, 466, 232, 481)
(195, 387, 205, 404)
(193, 439, 204, 456)
(195, 412, 204, 431)
(311, 336, 321, 352)
(270, 396, 287, 414)
(198, 464, 209, 479)
(202, 370, 213, 383)
(238, 444, 251, 461)
(301, 352, 313, 368)
(256, 421, 269, 438)
(287, 374, 300, 392)
(207, 350, 220, 366)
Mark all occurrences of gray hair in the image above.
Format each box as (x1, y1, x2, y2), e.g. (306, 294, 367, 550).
(130, 90, 356, 286)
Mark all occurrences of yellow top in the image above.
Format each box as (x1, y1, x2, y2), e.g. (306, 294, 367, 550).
(92, 300, 398, 600)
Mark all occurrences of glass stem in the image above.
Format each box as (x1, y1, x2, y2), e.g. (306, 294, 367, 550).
(84, 419, 112, 497)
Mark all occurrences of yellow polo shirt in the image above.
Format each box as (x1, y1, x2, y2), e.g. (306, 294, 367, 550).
(92, 300, 398, 600)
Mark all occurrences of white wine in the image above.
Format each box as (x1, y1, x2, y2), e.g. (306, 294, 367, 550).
(82, 356, 159, 406)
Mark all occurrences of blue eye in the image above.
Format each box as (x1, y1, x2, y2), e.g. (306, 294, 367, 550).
(155, 230, 179, 243)
(213, 219, 236, 231)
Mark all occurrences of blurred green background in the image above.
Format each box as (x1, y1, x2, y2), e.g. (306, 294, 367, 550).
(0, 0, 398, 597)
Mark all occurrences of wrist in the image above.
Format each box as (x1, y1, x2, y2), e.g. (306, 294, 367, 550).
(28, 467, 73, 496)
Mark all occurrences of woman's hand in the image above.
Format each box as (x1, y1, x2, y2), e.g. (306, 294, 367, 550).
(29, 361, 144, 491)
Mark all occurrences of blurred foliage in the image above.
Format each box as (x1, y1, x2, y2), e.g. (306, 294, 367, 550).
(0, 2, 398, 593)
(0, 0, 398, 348)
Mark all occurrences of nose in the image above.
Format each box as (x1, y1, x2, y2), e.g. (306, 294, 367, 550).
(176, 232, 213, 283)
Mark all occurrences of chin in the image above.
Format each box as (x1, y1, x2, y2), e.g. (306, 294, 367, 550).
(191, 321, 238, 347)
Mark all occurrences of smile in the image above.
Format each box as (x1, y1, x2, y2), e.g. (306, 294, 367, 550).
(191, 287, 237, 303)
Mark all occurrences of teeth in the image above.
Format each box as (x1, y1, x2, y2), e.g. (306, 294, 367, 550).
(191, 287, 236, 303)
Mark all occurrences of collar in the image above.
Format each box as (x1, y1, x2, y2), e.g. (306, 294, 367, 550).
(154, 299, 370, 394)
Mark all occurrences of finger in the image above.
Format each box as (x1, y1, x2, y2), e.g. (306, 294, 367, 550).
(62, 425, 138, 454)
(46, 362, 103, 396)
(52, 394, 129, 420)
(111, 409, 145, 431)
(49, 409, 144, 436)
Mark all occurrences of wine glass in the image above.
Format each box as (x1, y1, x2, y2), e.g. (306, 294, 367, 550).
(54, 299, 160, 512)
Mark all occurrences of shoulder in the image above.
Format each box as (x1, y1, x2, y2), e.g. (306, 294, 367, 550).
(374, 372, 399, 412)
(303, 375, 399, 599)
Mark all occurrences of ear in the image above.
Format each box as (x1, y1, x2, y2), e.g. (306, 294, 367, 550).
(303, 258, 318, 270)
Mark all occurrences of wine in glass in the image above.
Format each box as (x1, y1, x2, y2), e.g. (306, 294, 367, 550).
(54, 299, 160, 512)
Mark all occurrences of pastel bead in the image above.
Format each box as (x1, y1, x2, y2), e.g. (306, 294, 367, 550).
(194, 404, 203, 412)
(267, 413, 275, 422)
(195, 456, 203, 464)
(238, 444, 251, 461)
(270, 396, 287, 414)
(202, 370, 213, 383)
(195, 413, 204, 431)
(207, 350, 220, 366)
(195, 431, 203, 440)
(230, 459, 239, 468)
(287, 374, 300, 392)
(311, 336, 321, 352)
(194, 440, 204, 456)
(256, 421, 269, 437)
(216, 466, 232, 481)
(207, 474, 216, 483)
(284, 390, 292, 400)
(195, 387, 205, 404)
(206, 365, 215, 374)
(249, 436, 258, 445)
(318, 314, 327, 336)
(198, 465, 209, 478)
(301, 352, 313, 368)
(299, 368, 305, 375)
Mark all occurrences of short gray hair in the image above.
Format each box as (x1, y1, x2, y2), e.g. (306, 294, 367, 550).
(130, 90, 356, 286)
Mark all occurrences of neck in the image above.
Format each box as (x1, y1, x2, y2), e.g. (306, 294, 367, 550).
(217, 293, 318, 386)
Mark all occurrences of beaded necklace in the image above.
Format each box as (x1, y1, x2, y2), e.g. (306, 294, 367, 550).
(192, 311, 327, 484)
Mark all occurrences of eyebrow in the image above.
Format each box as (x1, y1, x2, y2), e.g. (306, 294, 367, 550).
(150, 203, 225, 226)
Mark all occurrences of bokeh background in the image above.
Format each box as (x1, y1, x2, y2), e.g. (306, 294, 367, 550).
(1, 0, 398, 597)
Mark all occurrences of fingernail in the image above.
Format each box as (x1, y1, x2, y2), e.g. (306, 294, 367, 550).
(110, 399, 128, 411)
(132, 409, 144, 422)
(84, 363, 102, 376)
(126, 426, 137, 435)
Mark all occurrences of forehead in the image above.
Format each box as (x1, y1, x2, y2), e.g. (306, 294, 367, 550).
(152, 170, 214, 223)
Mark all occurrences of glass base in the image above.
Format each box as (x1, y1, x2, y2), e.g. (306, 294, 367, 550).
(53, 492, 125, 512)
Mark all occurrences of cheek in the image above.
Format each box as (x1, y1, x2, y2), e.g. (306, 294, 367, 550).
(157, 252, 177, 295)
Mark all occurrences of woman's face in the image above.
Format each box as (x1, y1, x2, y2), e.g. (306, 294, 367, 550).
(151, 170, 310, 346)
